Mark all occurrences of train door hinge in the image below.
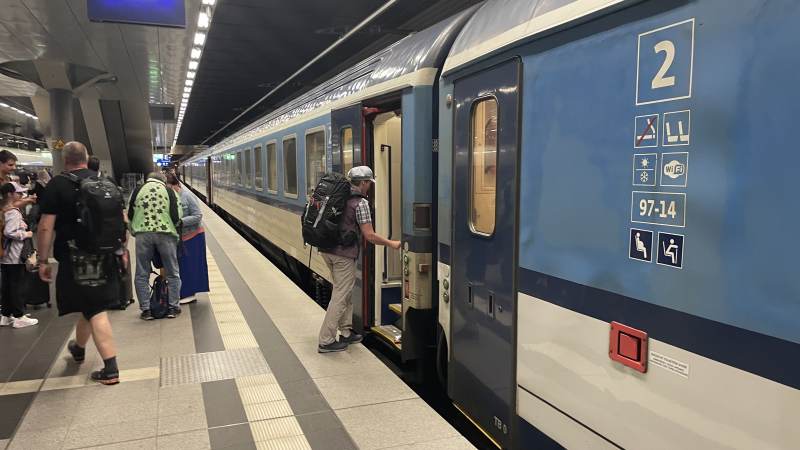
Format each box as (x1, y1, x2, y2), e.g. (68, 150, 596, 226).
(432, 138, 439, 153)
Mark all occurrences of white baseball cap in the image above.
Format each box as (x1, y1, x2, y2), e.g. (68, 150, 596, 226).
(347, 166, 375, 183)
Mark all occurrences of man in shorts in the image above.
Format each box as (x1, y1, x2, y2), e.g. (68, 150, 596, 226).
(37, 142, 123, 385)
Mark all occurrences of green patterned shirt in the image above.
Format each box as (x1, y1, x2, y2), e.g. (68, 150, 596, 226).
(130, 179, 182, 237)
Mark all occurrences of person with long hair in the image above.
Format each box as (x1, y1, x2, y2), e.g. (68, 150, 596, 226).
(166, 173, 208, 303)
(0, 182, 37, 328)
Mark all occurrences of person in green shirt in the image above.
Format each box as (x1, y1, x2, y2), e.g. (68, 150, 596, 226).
(129, 172, 183, 320)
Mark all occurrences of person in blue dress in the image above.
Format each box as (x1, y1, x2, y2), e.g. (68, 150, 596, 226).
(166, 173, 209, 304)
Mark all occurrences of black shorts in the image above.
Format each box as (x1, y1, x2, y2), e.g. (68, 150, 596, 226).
(55, 252, 119, 320)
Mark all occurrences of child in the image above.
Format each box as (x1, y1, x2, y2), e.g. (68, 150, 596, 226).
(0, 182, 37, 328)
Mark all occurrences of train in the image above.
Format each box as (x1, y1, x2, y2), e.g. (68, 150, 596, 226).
(182, 0, 800, 448)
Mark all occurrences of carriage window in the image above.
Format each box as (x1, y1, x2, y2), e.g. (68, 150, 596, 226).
(267, 142, 277, 192)
(341, 127, 353, 173)
(235, 152, 243, 186)
(306, 130, 326, 195)
(254, 145, 263, 190)
(244, 149, 252, 188)
(469, 98, 498, 235)
(283, 137, 298, 196)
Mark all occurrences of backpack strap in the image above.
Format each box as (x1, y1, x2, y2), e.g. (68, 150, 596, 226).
(127, 183, 144, 224)
(166, 187, 180, 226)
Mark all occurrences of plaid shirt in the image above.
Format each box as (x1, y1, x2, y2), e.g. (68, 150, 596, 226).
(354, 197, 371, 225)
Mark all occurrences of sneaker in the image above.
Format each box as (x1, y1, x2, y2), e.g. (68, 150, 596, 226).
(12, 315, 38, 328)
(140, 310, 154, 321)
(90, 368, 120, 385)
(340, 332, 363, 345)
(179, 296, 197, 305)
(318, 340, 348, 353)
(0, 315, 13, 326)
(166, 307, 181, 319)
(67, 340, 85, 363)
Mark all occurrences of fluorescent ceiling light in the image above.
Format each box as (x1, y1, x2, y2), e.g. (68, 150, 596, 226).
(0, 103, 7, 108)
(191, 48, 202, 60)
(187, 71, 196, 79)
(184, 86, 192, 93)
(182, 93, 190, 99)
(201, 0, 215, 5)
(188, 61, 198, 70)
(198, 12, 209, 29)
(194, 32, 206, 46)
(185, 79, 194, 87)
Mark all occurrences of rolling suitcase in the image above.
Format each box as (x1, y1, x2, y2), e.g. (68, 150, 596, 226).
(112, 249, 134, 310)
(23, 266, 51, 309)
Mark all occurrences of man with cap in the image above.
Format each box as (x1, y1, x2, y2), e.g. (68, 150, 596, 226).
(318, 166, 401, 353)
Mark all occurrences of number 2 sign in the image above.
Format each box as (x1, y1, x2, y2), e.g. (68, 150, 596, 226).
(636, 19, 695, 105)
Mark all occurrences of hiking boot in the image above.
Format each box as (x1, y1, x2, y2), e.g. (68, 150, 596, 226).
(140, 310, 154, 321)
(0, 315, 13, 326)
(340, 332, 363, 345)
(12, 315, 38, 328)
(90, 368, 119, 385)
(318, 341, 348, 353)
(67, 340, 85, 363)
(166, 307, 181, 319)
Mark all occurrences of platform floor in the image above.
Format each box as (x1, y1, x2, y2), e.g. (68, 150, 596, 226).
(0, 201, 473, 450)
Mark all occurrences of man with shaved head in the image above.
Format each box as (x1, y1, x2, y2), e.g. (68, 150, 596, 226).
(37, 141, 124, 385)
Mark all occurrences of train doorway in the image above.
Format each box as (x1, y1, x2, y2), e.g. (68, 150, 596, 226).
(450, 60, 520, 448)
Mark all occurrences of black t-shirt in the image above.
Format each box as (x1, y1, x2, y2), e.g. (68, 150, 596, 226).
(39, 168, 94, 256)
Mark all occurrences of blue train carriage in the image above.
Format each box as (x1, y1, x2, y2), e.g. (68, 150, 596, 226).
(183, 9, 476, 364)
(437, 0, 800, 448)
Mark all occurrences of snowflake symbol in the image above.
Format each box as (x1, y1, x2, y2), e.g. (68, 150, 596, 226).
(640, 171, 649, 183)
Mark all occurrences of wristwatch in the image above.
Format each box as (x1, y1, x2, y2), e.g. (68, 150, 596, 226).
(37, 258, 49, 264)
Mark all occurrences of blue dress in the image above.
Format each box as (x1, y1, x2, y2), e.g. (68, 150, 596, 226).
(178, 189, 209, 298)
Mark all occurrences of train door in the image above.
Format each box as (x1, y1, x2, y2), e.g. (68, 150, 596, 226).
(206, 157, 213, 204)
(368, 110, 403, 346)
(450, 60, 520, 448)
(331, 105, 368, 331)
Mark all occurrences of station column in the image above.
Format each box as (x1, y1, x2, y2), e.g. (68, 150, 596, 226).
(48, 88, 74, 174)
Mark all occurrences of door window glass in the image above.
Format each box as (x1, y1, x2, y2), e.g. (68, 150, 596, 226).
(267, 142, 277, 192)
(470, 98, 498, 235)
(254, 146, 263, 190)
(284, 137, 298, 196)
(244, 149, 252, 188)
(306, 130, 326, 195)
(341, 127, 353, 173)
(235, 152, 243, 186)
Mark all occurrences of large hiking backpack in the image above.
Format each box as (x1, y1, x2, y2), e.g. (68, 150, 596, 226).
(62, 172, 126, 254)
(301, 173, 362, 249)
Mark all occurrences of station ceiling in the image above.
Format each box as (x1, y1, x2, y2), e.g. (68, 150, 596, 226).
(177, 0, 483, 147)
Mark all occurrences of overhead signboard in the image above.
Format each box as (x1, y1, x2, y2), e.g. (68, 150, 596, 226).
(88, 0, 186, 28)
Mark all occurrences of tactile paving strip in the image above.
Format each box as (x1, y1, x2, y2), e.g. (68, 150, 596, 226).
(160, 347, 270, 386)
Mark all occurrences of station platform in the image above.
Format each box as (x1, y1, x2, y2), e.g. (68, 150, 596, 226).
(0, 201, 473, 450)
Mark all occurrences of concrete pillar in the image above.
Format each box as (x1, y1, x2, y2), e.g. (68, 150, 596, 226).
(49, 88, 74, 174)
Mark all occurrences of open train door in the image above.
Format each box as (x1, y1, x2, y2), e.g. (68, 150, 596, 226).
(450, 60, 520, 448)
(330, 104, 370, 333)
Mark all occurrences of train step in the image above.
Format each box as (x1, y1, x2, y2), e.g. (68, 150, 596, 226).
(388, 303, 402, 315)
(371, 325, 402, 350)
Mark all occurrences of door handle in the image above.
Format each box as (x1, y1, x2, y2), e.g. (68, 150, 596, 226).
(467, 284, 473, 308)
(488, 293, 494, 318)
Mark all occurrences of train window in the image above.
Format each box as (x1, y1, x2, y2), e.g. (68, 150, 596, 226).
(254, 145, 263, 190)
(235, 152, 243, 186)
(341, 127, 353, 173)
(266, 142, 277, 192)
(469, 98, 498, 236)
(244, 149, 252, 188)
(283, 137, 298, 197)
(305, 129, 326, 196)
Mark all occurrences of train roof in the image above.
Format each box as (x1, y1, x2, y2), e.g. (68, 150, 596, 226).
(443, 0, 638, 74)
(192, 6, 478, 161)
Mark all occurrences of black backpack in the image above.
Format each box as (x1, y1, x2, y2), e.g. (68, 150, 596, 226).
(62, 172, 126, 254)
(302, 173, 363, 249)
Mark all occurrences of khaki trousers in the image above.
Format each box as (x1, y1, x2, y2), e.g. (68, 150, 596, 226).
(318, 253, 356, 345)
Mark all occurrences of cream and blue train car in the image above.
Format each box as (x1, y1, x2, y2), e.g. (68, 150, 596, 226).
(436, 0, 799, 448)
(183, 9, 476, 363)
